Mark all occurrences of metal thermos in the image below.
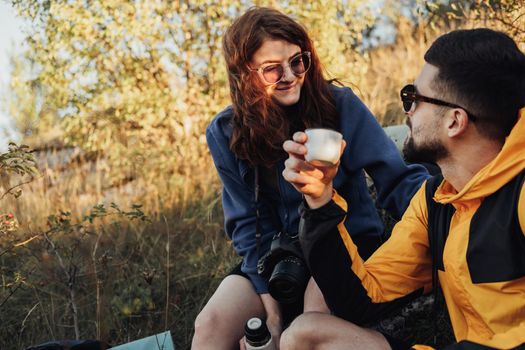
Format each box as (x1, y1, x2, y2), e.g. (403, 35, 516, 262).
(244, 317, 276, 350)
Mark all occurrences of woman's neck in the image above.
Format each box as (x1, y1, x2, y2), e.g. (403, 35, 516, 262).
(282, 102, 299, 115)
(282, 103, 303, 134)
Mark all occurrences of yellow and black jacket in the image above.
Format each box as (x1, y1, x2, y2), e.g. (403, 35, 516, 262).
(299, 109, 525, 349)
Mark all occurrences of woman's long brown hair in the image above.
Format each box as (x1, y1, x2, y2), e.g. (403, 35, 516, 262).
(223, 7, 339, 167)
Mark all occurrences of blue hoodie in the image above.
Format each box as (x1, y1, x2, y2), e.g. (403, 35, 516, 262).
(206, 84, 430, 293)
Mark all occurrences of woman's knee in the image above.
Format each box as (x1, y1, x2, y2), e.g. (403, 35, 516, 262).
(193, 275, 264, 346)
(193, 307, 221, 339)
(192, 305, 242, 350)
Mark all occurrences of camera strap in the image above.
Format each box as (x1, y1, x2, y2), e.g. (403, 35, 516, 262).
(254, 165, 284, 261)
(255, 166, 262, 261)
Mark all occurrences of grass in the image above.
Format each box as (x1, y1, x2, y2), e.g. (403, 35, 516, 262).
(0, 198, 236, 349)
(0, 146, 235, 349)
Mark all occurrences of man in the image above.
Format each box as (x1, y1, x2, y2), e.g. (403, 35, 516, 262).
(280, 28, 525, 349)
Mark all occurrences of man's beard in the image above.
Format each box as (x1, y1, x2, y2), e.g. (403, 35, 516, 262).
(403, 134, 449, 164)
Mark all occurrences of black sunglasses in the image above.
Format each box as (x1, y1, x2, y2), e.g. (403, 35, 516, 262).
(400, 84, 477, 121)
(250, 51, 311, 85)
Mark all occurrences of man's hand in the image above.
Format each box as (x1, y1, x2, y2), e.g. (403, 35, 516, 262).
(282, 131, 345, 209)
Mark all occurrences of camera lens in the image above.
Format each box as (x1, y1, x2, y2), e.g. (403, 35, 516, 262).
(268, 256, 309, 304)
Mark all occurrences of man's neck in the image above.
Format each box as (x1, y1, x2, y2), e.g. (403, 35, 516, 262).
(438, 139, 503, 192)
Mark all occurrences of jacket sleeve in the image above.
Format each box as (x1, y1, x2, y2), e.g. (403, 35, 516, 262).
(206, 122, 278, 293)
(299, 184, 433, 324)
(519, 181, 525, 234)
(337, 88, 430, 220)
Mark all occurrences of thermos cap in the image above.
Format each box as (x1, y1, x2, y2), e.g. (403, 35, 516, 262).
(245, 317, 271, 345)
(246, 317, 263, 330)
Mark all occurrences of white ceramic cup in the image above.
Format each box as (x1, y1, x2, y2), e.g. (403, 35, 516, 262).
(304, 128, 343, 166)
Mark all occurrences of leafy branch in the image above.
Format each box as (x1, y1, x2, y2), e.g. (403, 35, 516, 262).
(0, 142, 38, 200)
(0, 202, 149, 315)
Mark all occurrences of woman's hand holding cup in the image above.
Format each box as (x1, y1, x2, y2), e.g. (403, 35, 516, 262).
(282, 129, 345, 209)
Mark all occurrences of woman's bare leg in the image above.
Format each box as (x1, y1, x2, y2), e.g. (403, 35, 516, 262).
(192, 275, 265, 350)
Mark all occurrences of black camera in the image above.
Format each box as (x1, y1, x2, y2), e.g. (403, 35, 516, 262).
(257, 232, 310, 304)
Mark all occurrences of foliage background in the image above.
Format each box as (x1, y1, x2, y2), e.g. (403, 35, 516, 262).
(0, 0, 524, 349)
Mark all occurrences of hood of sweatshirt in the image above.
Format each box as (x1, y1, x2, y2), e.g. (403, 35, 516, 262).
(435, 107, 525, 203)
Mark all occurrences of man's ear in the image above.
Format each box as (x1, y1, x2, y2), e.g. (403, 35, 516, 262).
(446, 108, 470, 138)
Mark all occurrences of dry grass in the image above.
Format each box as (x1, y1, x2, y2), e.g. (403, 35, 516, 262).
(359, 18, 443, 126)
(0, 142, 231, 349)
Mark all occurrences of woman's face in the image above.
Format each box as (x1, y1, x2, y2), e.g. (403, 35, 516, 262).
(249, 39, 306, 106)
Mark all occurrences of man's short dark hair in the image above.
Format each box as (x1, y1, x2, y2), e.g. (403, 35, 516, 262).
(425, 28, 525, 140)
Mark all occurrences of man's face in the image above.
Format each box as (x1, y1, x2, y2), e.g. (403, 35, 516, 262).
(250, 39, 306, 106)
(403, 64, 450, 164)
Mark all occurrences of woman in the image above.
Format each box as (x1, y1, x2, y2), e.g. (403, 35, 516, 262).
(192, 7, 429, 350)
